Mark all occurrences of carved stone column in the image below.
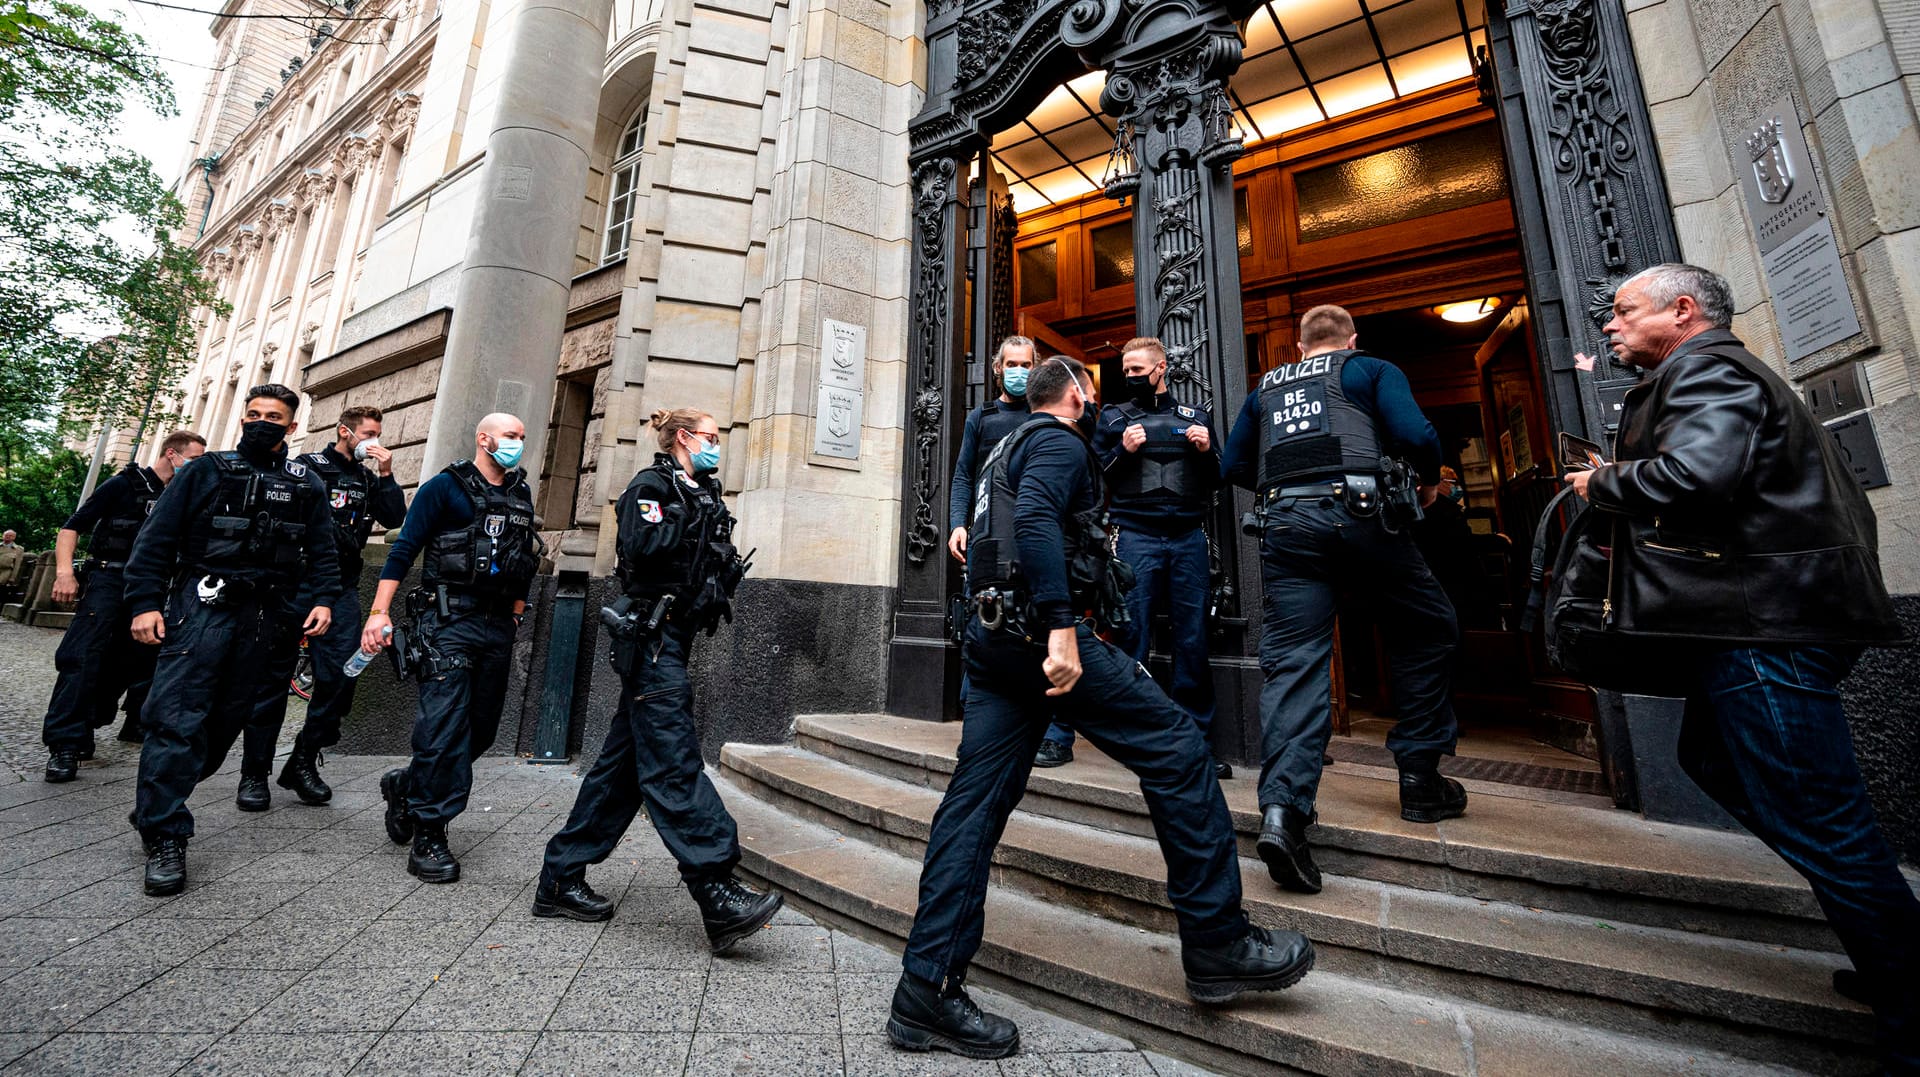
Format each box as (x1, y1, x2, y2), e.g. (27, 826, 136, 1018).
(887, 154, 973, 721)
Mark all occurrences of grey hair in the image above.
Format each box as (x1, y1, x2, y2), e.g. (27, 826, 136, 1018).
(991, 335, 1036, 369)
(1622, 263, 1733, 328)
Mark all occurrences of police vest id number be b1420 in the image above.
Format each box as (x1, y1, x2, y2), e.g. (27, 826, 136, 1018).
(1270, 385, 1325, 439)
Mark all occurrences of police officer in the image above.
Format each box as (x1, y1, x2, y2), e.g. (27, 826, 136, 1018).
(1222, 304, 1465, 896)
(529, 407, 783, 951)
(1035, 337, 1226, 775)
(359, 412, 543, 884)
(40, 430, 207, 782)
(126, 385, 341, 895)
(240, 404, 407, 810)
(889, 358, 1313, 1060)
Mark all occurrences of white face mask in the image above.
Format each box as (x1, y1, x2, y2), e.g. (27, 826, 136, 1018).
(352, 435, 380, 462)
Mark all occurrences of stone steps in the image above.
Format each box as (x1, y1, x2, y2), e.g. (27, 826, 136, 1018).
(791, 713, 1844, 951)
(716, 772, 1827, 1077)
(720, 741, 1870, 1071)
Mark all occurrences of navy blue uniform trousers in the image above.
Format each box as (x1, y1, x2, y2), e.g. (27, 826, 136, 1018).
(41, 567, 155, 749)
(903, 619, 1248, 987)
(394, 597, 517, 827)
(542, 620, 742, 886)
(1255, 498, 1458, 816)
(243, 586, 363, 774)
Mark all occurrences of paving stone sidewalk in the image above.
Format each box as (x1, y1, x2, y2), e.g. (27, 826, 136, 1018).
(0, 620, 1216, 1076)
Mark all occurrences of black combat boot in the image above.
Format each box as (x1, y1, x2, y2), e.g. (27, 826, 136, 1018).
(886, 973, 1021, 1059)
(235, 774, 270, 812)
(44, 748, 79, 784)
(276, 744, 331, 805)
(115, 717, 144, 743)
(77, 739, 95, 761)
(1182, 923, 1317, 1004)
(1399, 766, 1468, 824)
(1255, 805, 1321, 894)
(408, 826, 460, 884)
(1213, 755, 1234, 780)
(380, 767, 414, 845)
(689, 875, 783, 953)
(143, 837, 188, 896)
(1032, 739, 1073, 768)
(531, 875, 616, 922)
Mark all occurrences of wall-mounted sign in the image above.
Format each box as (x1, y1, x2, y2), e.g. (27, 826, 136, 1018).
(1739, 97, 1863, 362)
(1825, 413, 1891, 490)
(813, 320, 866, 460)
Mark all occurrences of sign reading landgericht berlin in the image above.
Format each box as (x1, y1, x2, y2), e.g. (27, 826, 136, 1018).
(1740, 96, 1863, 362)
(813, 320, 866, 460)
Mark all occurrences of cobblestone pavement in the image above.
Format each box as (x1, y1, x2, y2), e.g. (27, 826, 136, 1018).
(0, 621, 1216, 1076)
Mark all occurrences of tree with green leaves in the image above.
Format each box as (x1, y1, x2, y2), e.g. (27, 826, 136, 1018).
(0, 0, 225, 446)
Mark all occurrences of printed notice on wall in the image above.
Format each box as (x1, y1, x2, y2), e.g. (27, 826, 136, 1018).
(813, 320, 866, 460)
(1739, 96, 1863, 362)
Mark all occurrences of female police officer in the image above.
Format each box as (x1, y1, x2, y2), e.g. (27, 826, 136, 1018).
(529, 407, 782, 954)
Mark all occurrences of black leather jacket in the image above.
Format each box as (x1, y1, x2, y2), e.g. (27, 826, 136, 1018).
(1587, 328, 1903, 646)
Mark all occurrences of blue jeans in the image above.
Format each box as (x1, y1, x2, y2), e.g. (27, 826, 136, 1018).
(1254, 499, 1458, 815)
(1680, 645, 1919, 1070)
(904, 619, 1248, 986)
(1047, 526, 1214, 748)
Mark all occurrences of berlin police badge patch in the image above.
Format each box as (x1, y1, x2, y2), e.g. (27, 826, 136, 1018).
(484, 514, 506, 538)
(331, 489, 350, 510)
(637, 499, 663, 524)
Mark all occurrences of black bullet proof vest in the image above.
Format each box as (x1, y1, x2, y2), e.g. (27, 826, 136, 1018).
(1107, 402, 1207, 508)
(1255, 349, 1385, 491)
(302, 451, 376, 563)
(968, 422, 1118, 624)
(183, 452, 318, 580)
(422, 460, 541, 596)
(974, 399, 1037, 470)
(615, 461, 732, 598)
(89, 464, 164, 563)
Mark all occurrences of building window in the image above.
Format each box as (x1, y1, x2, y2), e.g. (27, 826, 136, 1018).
(1017, 241, 1056, 306)
(601, 103, 648, 264)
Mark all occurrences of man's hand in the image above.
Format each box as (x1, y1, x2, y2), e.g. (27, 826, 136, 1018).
(1417, 483, 1440, 509)
(52, 571, 79, 606)
(1043, 626, 1082, 697)
(361, 612, 393, 653)
(303, 606, 332, 637)
(131, 611, 165, 645)
(363, 443, 394, 476)
(1121, 424, 1147, 452)
(947, 526, 968, 563)
(1566, 467, 1596, 501)
(1184, 425, 1210, 452)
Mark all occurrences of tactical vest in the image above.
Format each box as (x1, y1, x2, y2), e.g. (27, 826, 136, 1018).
(1255, 348, 1385, 491)
(973, 399, 1037, 472)
(302, 451, 376, 563)
(615, 459, 732, 597)
(968, 422, 1114, 612)
(421, 461, 542, 596)
(89, 464, 164, 564)
(182, 452, 319, 578)
(1106, 401, 1207, 508)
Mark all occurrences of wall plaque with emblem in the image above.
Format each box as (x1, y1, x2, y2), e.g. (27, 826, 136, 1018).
(812, 319, 867, 461)
(1739, 97, 1863, 362)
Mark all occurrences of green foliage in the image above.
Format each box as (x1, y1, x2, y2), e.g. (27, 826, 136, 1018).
(0, 1, 224, 439)
(0, 440, 87, 548)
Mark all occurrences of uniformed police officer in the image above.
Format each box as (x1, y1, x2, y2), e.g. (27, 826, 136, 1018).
(1035, 336, 1227, 775)
(240, 404, 408, 810)
(530, 407, 783, 951)
(40, 430, 207, 782)
(126, 385, 342, 895)
(1222, 304, 1465, 896)
(359, 412, 543, 884)
(889, 357, 1313, 1060)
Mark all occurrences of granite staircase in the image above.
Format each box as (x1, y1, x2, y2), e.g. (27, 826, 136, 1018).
(715, 713, 1900, 1076)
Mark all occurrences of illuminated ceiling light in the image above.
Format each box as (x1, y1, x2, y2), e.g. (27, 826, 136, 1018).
(1436, 297, 1500, 323)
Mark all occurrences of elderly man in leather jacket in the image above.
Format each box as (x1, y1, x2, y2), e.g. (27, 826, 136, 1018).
(1568, 263, 1915, 1071)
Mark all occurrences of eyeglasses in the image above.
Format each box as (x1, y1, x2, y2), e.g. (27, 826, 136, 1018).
(684, 431, 719, 449)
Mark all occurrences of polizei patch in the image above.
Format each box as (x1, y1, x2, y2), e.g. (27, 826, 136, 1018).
(1269, 381, 1327, 440)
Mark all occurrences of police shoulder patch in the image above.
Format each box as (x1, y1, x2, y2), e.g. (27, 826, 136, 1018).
(1176, 405, 1196, 419)
(330, 489, 350, 509)
(285, 461, 307, 478)
(637, 499, 664, 524)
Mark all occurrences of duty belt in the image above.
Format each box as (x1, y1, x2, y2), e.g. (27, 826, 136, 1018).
(1261, 483, 1346, 504)
(83, 559, 127, 571)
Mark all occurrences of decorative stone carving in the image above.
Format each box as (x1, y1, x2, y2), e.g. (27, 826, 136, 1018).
(904, 157, 959, 564)
(261, 199, 297, 238)
(301, 321, 321, 348)
(382, 90, 421, 136)
(337, 132, 373, 171)
(280, 56, 305, 83)
(956, 0, 1037, 85)
(205, 248, 234, 276)
(254, 88, 276, 112)
(226, 360, 245, 387)
(298, 168, 337, 205)
(234, 225, 263, 254)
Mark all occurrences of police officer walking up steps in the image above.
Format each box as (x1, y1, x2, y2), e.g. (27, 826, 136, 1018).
(242, 405, 407, 810)
(888, 357, 1313, 1061)
(41, 430, 207, 782)
(359, 413, 543, 884)
(529, 408, 782, 952)
(1223, 304, 1464, 897)
(1035, 336, 1226, 775)
(125, 385, 341, 895)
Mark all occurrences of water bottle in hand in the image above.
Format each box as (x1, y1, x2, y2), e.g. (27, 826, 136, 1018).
(343, 626, 393, 678)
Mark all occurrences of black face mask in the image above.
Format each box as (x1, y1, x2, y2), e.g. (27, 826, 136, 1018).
(1075, 396, 1099, 437)
(239, 420, 287, 458)
(1124, 374, 1156, 404)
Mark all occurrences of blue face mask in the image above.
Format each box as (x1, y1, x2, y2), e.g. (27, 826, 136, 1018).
(1001, 366, 1029, 397)
(689, 436, 721, 474)
(488, 437, 524, 469)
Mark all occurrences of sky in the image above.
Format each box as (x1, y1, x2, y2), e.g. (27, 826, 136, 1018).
(81, 0, 218, 188)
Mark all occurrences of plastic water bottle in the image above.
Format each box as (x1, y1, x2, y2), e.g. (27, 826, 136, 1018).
(342, 626, 392, 678)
